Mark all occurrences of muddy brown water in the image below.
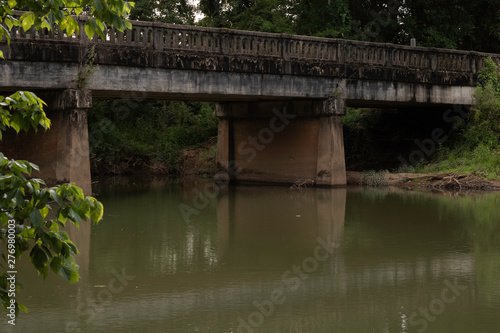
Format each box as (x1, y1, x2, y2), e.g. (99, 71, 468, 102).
(4, 178, 500, 333)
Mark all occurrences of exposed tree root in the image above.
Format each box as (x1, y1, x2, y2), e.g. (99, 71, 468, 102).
(289, 179, 315, 191)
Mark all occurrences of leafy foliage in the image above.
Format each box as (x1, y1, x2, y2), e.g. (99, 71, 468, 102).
(199, 0, 295, 33)
(294, 0, 355, 38)
(0, 0, 134, 59)
(0, 91, 49, 139)
(0, 91, 104, 315)
(464, 58, 500, 150)
(0, 0, 134, 315)
(411, 58, 500, 178)
(193, 0, 500, 53)
(88, 100, 218, 175)
(129, 0, 195, 24)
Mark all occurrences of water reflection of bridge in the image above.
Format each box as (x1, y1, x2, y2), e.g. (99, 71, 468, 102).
(84, 252, 473, 332)
(16, 185, 489, 333)
(131, 186, 475, 332)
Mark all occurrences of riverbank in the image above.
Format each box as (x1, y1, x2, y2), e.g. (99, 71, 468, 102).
(177, 146, 500, 191)
(347, 171, 500, 191)
(91, 144, 500, 191)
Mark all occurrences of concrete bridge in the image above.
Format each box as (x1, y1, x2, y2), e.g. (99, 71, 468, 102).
(1, 15, 500, 192)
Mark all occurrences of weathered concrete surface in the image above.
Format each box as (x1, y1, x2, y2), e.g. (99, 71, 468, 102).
(0, 61, 477, 106)
(215, 100, 346, 186)
(0, 89, 92, 194)
(316, 115, 346, 186)
(1, 17, 498, 105)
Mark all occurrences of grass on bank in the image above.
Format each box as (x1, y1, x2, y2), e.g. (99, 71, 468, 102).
(398, 144, 500, 179)
(397, 58, 500, 180)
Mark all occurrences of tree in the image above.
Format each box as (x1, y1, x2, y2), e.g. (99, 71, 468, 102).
(198, 0, 295, 33)
(129, 0, 195, 25)
(0, 0, 134, 316)
(466, 58, 500, 148)
(294, 0, 354, 38)
(347, 0, 404, 43)
(398, 0, 500, 52)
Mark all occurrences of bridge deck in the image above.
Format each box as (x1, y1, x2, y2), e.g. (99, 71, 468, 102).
(2, 14, 500, 106)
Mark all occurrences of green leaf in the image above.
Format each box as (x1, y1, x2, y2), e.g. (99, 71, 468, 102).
(29, 210, 43, 228)
(70, 184, 84, 199)
(95, 26, 106, 40)
(65, 240, 78, 254)
(40, 205, 49, 218)
(48, 222, 59, 233)
(60, 262, 79, 283)
(68, 208, 83, 224)
(84, 21, 95, 39)
(66, 16, 78, 36)
(29, 245, 48, 277)
(5, 17, 13, 30)
(58, 231, 70, 241)
(29, 162, 40, 172)
(17, 303, 28, 313)
(49, 235, 62, 253)
(50, 257, 62, 274)
(94, 0, 104, 12)
(15, 188, 24, 208)
(20, 13, 34, 32)
(90, 199, 104, 223)
(49, 189, 63, 206)
(60, 243, 70, 257)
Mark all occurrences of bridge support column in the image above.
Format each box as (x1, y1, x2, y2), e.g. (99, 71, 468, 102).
(215, 99, 346, 186)
(0, 89, 92, 194)
(316, 98, 347, 187)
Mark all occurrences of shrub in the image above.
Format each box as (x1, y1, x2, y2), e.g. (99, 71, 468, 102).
(88, 100, 218, 175)
(362, 170, 389, 186)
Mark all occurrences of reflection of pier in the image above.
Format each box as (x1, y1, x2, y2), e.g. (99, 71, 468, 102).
(216, 186, 346, 266)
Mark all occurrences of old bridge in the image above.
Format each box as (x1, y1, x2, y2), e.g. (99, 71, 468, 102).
(1, 16, 499, 193)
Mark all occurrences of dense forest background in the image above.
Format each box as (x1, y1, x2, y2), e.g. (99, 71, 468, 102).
(88, 0, 500, 177)
(129, 0, 500, 53)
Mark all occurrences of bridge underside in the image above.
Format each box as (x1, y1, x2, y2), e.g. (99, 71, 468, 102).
(0, 61, 476, 192)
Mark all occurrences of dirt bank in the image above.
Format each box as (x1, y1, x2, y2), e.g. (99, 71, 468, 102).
(178, 145, 217, 177)
(347, 171, 500, 191)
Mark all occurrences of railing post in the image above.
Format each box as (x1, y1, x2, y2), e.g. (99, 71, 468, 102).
(431, 53, 438, 71)
(220, 29, 229, 55)
(470, 54, 477, 74)
(152, 23, 164, 51)
(338, 42, 344, 64)
(78, 17, 90, 45)
(281, 34, 290, 61)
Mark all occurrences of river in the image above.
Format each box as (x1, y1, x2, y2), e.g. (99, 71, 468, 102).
(4, 178, 500, 332)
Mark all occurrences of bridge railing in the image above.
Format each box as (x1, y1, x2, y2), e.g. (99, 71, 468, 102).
(3, 12, 500, 74)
